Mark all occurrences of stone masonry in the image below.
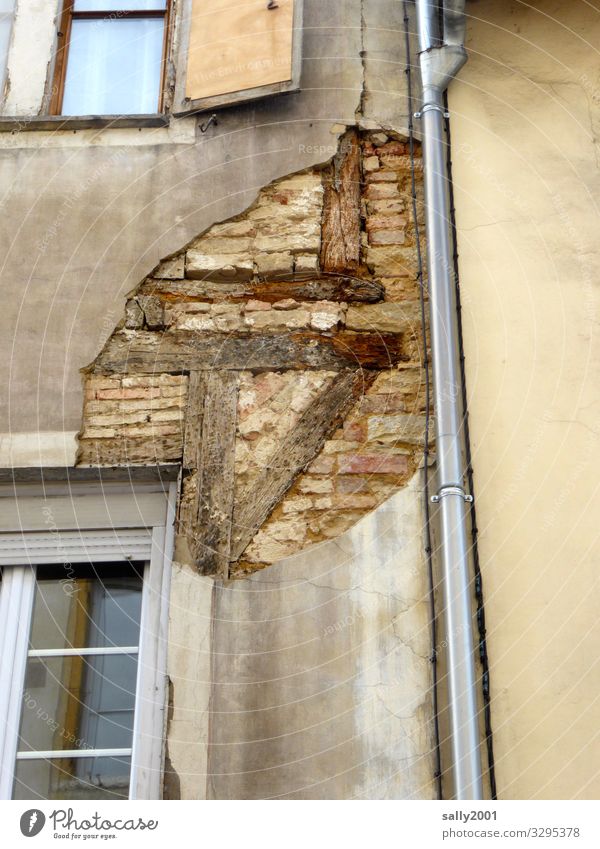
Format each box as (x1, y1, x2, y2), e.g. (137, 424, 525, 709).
(77, 129, 429, 576)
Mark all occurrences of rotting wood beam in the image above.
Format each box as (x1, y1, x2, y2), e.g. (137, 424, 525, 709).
(229, 369, 364, 562)
(91, 330, 407, 375)
(320, 129, 362, 274)
(179, 370, 238, 578)
(137, 275, 385, 304)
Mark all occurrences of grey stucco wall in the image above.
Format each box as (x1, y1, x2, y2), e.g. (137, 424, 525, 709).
(166, 474, 436, 800)
(1, 0, 411, 446)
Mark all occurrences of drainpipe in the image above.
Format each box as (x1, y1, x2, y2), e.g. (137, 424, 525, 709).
(414, 0, 483, 799)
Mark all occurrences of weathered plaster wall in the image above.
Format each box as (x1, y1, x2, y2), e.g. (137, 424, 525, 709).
(75, 131, 428, 576)
(450, 0, 600, 799)
(1, 0, 414, 465)
(166, 475, 436, 800)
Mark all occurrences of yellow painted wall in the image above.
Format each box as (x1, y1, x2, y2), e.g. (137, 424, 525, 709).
(450, 0, 600, 798)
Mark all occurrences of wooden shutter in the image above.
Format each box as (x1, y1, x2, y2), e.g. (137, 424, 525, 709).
(174, 0, 302, 115)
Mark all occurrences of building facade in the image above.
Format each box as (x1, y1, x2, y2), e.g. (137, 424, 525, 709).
(0, 0, 598, 800)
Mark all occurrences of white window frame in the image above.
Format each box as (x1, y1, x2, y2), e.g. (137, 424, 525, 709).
(0, 476, 177, 801)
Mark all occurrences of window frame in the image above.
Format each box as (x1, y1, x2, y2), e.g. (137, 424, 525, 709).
(0, 477, 176, 800)
(50, 0, 173, 117)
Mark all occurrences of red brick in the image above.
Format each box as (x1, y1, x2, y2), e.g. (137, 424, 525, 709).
(378, 141, 408, 156)
(366, 214, 407, 232)
(342, 420, 367, 442)
(337, 453, 409, 475)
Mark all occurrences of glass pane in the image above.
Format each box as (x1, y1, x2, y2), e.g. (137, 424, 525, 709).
(74, 0, 166, 9)
(0, 3, 15, 96)
(29, 568, 142, 650)
(61, 18, 164, 116)
(18, 654, 137, 754)
(13, 755, 131, 800)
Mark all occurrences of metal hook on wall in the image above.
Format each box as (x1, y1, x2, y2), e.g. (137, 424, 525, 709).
(199, 113, 218, 133)
(267, 1, 279, 9)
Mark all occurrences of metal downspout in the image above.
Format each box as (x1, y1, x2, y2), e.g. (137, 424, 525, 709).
(414, 0, 484, 799)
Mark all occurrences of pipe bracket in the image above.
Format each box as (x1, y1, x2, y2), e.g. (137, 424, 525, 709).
(414, 102, 450, 119)
(431, 485, 473, 504)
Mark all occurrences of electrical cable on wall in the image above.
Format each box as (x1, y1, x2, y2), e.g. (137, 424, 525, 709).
(403, 0, 443, 801)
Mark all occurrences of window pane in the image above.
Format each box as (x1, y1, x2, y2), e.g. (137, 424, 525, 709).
(29, 567, 143, 650)
(0, 1, 15, 98)
(74, 0, 166, 9)
(18, 654, 138, 754)
(61, 18, 164, 115)
(13, 755, 131, 800)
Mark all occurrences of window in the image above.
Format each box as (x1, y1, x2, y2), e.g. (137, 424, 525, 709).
(0, 476, 176, 800)
(0, 0, 15, 99)
(52, 0, 170, 116)
(10, 563, 143, 800)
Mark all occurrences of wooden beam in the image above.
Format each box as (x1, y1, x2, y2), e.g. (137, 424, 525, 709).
(182, 371, 207, 471)
(230, 370, 362, 562)
(320, 129, 362, 274)
(92, 330, 406, 374)
(179, 371, 238, 578)
(137, 275, 385, 305)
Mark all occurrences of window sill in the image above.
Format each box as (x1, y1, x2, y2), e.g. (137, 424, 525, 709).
(0, 114, 170, 132)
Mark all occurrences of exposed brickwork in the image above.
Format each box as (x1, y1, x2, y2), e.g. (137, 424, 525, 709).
(78, 374, 188, 464)
(235, 364, 429, 573)
(78, 129, 428, 576)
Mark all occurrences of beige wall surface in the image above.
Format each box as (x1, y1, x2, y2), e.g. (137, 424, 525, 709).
(451, 0, 600, 798)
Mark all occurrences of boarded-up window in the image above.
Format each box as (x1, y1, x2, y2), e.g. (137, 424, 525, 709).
(174, 0, 302, 115)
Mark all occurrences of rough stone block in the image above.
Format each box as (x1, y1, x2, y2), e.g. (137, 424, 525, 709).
(366, 170, 399, 183)
(366, 198, 406, 215)
(295, 254, 319, 273)
(365, 183, 401, 200)
(310, 301, 345, 331)
(337, 453, 409, 474)
(244, 308, 310, 330)
(255, 251, 294, 277)
(155, 254, 185, 279)
(194, 236, 254, 254)
(368, 230, 407, 246)
(245, 299, 271, 311)
(363, 155, 380, 172)
(186, 250, 254, 281)
(367, 413, 427, 445)
(125, 299, 144, 329)
(298, 477, 334, 494)
(346, 301, 420, 333)
(307, 455, 335, 474)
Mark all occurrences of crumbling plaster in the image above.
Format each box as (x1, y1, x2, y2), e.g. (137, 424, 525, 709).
(1, 0, 413, 464)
